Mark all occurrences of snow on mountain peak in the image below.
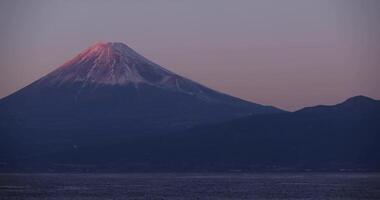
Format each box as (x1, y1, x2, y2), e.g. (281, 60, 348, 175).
(42, 42, 181, 87)
(38, 42, 209, 97)
(82, 42, 148, 63)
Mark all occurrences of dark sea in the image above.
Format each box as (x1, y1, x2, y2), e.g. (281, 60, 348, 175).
(0, 173, 379, 200)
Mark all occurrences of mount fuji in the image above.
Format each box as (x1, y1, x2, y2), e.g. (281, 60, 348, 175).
(0, 42, 282, 136)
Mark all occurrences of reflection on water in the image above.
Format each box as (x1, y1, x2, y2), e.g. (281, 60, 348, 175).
(1, 173, 379, 199)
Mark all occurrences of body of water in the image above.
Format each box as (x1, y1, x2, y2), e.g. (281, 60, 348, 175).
(1, 173, 379, 199)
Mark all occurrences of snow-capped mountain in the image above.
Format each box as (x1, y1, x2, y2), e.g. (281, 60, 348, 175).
(38, 42, 249, 103)
(43, 42, 184, 88)
(0, 42, 282, 135)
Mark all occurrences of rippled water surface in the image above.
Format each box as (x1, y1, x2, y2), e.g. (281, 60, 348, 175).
(1, 173, 379, 199)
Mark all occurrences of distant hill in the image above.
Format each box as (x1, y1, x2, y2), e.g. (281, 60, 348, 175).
(152, 95, 380, 171)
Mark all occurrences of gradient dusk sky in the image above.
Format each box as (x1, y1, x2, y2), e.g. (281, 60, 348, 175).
(0, 0, 379, 111)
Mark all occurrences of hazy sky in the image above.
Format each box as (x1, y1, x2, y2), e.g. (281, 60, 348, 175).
(0, 0, 379, 111)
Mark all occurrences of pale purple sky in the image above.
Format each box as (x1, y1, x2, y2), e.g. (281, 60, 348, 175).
(0, 0, 379, 111)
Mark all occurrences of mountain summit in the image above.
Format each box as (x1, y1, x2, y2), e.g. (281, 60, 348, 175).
(0, 42, 282, 135)
(35, 42, 275, 104)
(43, 42, 177, 87)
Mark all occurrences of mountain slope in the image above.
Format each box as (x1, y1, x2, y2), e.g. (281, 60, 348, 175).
(0, 42, 282, 134)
